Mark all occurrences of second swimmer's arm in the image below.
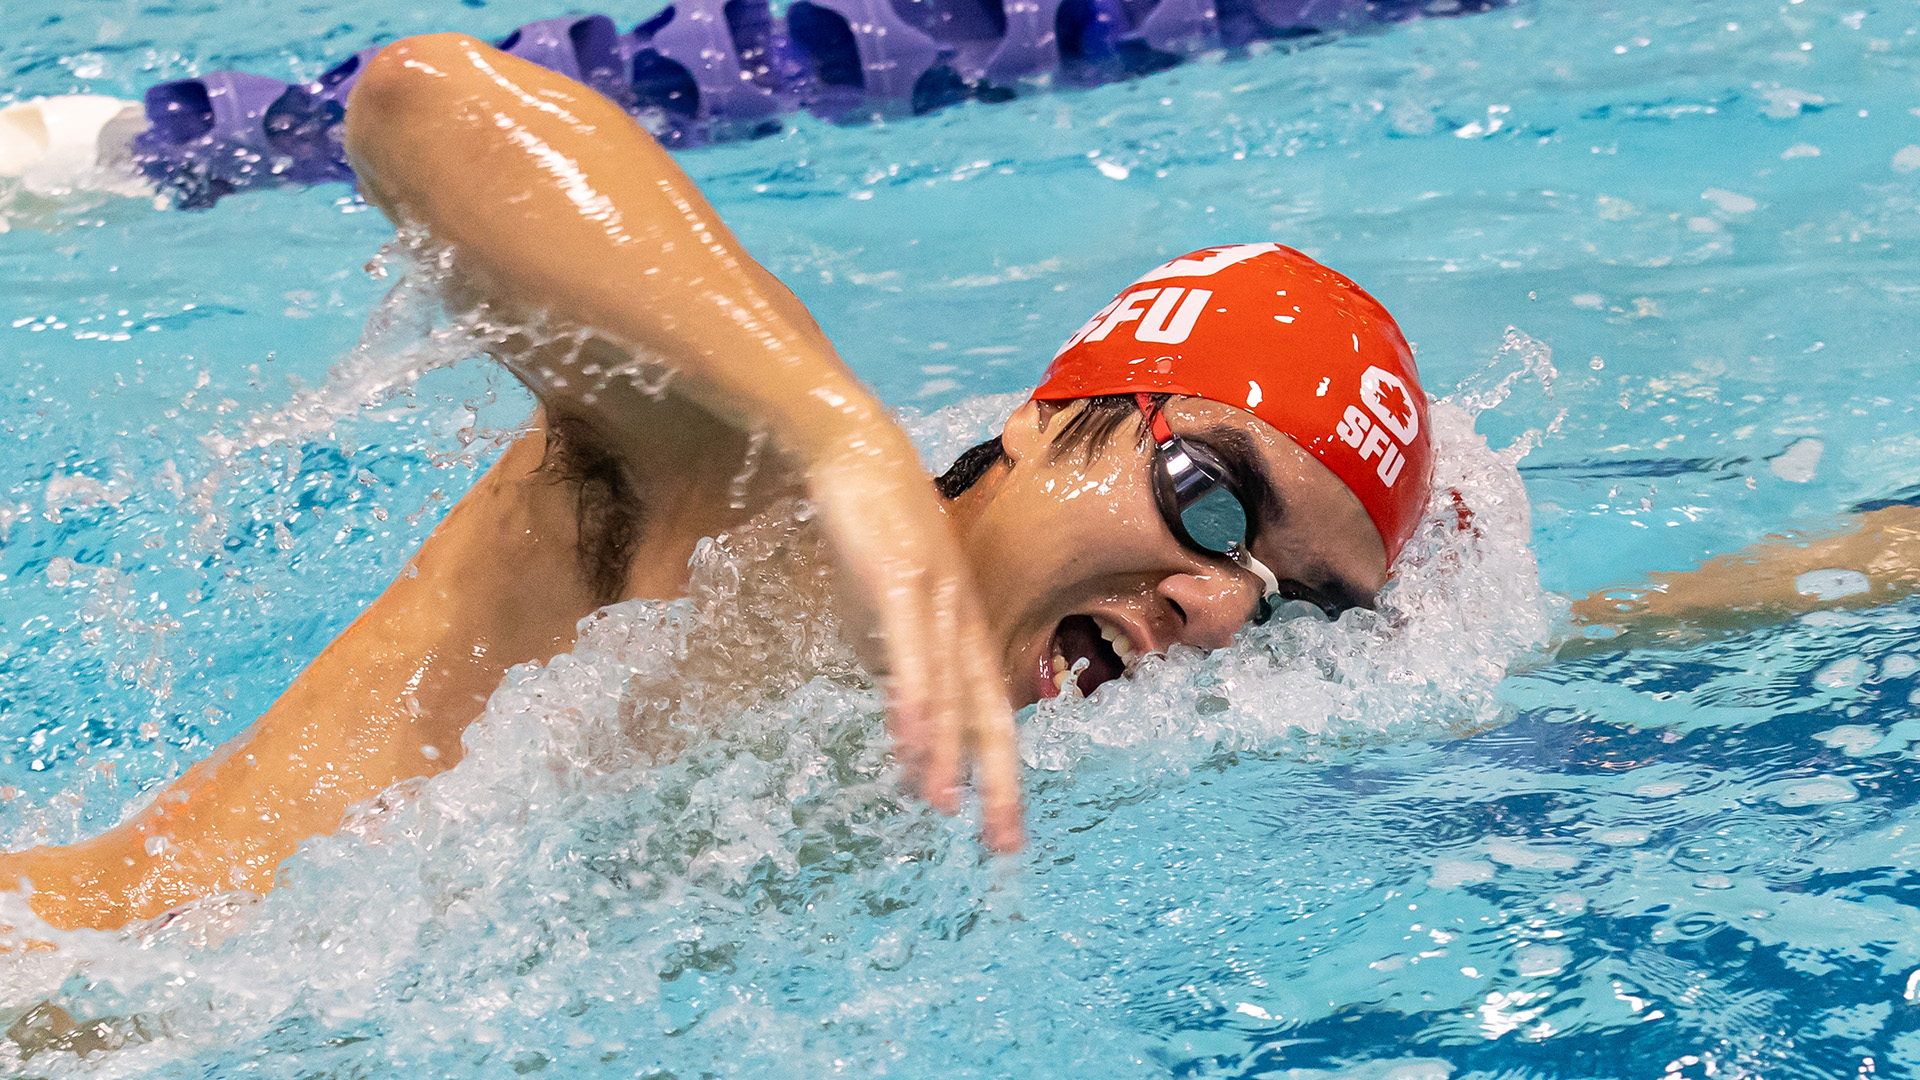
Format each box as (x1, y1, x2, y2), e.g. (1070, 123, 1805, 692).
(345, 35, 1023, 849)
(1569, 504, 1920, 646)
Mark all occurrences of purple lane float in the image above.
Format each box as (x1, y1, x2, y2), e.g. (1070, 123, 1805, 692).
(1, 0, 1491, 207)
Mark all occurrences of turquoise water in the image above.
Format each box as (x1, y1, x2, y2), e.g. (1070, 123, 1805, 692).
(4, 0, 1920, 1075)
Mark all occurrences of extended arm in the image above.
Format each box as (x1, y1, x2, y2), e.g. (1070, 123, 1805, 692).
(1569, 504, 1920, 647)
(343, 34, 1019, 846)
(2, 34, 1021, 935)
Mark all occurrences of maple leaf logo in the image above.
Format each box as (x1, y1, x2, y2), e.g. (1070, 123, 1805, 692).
(1372, 378, 1414, 431)
(1359, 366, 1420, 443)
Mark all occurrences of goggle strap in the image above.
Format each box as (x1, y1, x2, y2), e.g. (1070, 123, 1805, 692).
(1134, 392, 1175, 445)
(1229, 543, 1282, 599)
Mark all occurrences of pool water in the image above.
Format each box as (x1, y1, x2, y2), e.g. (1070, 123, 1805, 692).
(4, 0, 1920, 1074)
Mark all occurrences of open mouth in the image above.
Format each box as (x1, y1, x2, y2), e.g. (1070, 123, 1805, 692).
(1045, 614, 1141, 700)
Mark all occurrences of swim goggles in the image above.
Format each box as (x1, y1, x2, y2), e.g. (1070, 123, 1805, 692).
(1135, 393, 1287, 624)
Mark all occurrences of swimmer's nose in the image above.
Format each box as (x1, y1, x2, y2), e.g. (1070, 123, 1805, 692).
(1156, 570, 1261, 650)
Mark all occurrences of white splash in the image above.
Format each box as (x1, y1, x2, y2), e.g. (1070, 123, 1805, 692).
(0, 318, 1560, 1077)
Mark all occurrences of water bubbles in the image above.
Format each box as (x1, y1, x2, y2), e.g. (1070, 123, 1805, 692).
(1814, 656, 1869, 689)
(1592, 827, 1651, 847)
(1768, 437, 1824, 483)
(1770, 776, 1859, 807)
(44, 471, 129, 521)
(1815, 725, 1882, 755)
(1700, 188, 1758, 214)
(1486, 838, 1580, 870)
(0, 345, 1562, 1071)
(1514, 943, 1571, 976)
(1758, 87, 1826, 120)
(1430, 860, 1496, 889)
(1797, 568, 1870, 600)
(1546, 892, 1587, 915)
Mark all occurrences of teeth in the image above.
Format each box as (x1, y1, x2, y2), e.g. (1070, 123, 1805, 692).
(1051, 648, 1087, 699)
(1052, 617, 1147, 701)
(1096, 619, 1139, 670)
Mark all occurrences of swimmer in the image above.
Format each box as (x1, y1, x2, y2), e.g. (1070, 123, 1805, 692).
(3, 33, 1915, 935)
(0, 34, 1408, 931)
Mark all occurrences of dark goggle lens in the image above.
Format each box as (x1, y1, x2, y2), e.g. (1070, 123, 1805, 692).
(1178, 483, 1250, 555)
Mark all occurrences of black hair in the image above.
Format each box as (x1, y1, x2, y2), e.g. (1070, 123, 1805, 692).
(1042, 392, 1166, 465)
(934, 393, 1169, 499)
(935, 435, 1007, 499)
(539, 414, 644, 606)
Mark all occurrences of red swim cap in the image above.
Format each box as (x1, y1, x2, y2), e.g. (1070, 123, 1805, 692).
(1031, 244, 1432, 563)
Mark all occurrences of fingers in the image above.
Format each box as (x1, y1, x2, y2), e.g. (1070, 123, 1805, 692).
(954, 592, 1024, 853)
(872, 542, 1020, 837)
(905, 562, 1023, 849)
(811, 450, 1024, 850)
(916, 573, 967, 815)
(874, 555, 935, 797)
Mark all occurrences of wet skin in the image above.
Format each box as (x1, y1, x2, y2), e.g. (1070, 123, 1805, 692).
(0, 34, 1005, 932)
(1562, 503, 1920, 653)
(0, 35, 1384, 933)
(0, 390, 1381, 935)
(7, 32, 1912, 938)
(951, 398, 1389, 707)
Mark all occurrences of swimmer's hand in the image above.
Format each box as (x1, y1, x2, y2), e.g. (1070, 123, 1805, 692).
(345, 33, 1024, 851)
(809, 432, 1025, 851)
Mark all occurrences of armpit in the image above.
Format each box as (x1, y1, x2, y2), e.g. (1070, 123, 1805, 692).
(538, 414, 646, 606)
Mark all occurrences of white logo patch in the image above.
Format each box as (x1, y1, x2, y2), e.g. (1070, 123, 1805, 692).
(1336, 367, 1421, 488)
(1359, 366, 1420, 444)
(1131, 243, 1282, 284)
(1059, 286, 1216, 352)
(1135, 288, 1212, 344)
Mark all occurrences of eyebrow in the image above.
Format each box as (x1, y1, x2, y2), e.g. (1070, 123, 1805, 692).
(1192, 422, 1376, 613)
